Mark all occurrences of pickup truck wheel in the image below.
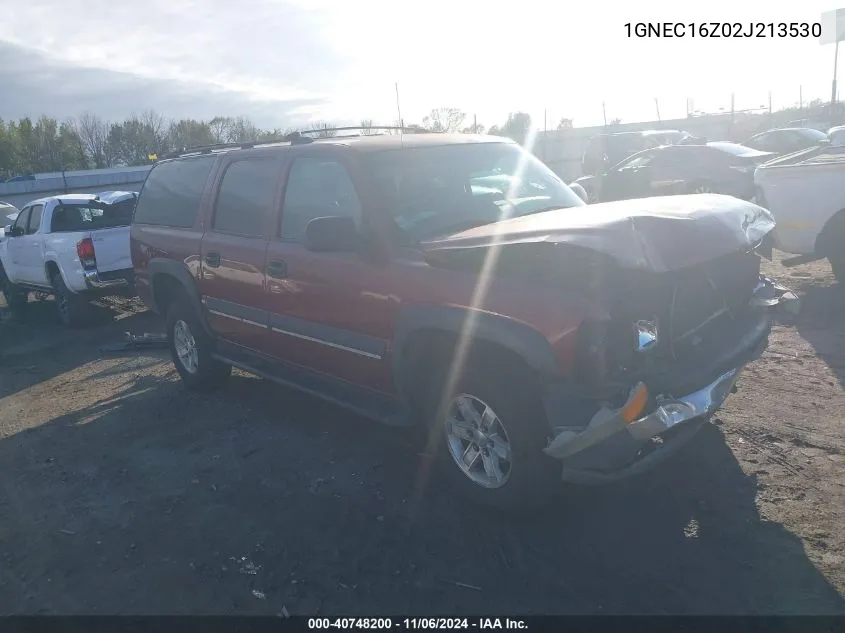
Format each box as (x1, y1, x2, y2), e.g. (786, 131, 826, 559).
(0, 273, 28, 313)
(51, 274, 90, 328)
(166, 299, 231, 391)
(422, 363, 558, 511)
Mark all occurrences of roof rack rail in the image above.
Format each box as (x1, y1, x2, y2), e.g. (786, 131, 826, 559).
(160, 127, 428, 160)
(296, 126, 427, 136)
(160, 132, 313, 160)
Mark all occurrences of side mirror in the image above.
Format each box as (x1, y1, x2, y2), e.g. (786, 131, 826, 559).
(304, 216, 361, 253)
(7, 225, 23, 237)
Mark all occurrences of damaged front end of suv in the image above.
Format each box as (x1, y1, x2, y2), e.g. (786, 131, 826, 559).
(423, 194, 795, 484)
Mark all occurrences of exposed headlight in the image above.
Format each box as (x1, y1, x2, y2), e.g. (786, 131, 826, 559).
(634, 319, 659, 353)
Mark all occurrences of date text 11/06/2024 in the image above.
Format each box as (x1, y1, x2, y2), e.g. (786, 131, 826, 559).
(307, 618, 528, 630)
(625, 22, 822, 38)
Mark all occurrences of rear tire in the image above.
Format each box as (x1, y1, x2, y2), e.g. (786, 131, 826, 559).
(419, 360, 559, 511)
(165, 298, 231, 391)
(51, 273, 90, 328)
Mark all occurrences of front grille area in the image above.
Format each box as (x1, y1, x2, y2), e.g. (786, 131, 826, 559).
(608, 250, 761, 378)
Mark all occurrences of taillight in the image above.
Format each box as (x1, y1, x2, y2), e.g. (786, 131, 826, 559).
(77, 237, 96, 269)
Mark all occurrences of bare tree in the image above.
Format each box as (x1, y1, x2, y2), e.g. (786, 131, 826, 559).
(310, 121, 338, 138)
(73, 111, 110, 168)
(360, 119, 375, 135)
(422, 107, 466, 132)
(209, 116, 233, 143)
(461, 121, 486, 134)
(556, 117, 574, 130)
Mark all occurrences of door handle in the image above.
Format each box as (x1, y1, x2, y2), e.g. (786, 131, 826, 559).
(267, 260, 287, 279)
(204, 252, 221, 268)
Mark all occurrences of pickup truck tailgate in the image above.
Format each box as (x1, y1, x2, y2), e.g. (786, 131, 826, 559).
(90, 226, 131, 273)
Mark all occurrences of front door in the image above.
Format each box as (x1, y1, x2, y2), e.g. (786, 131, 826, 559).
(197, 155, 284, 352)
(261, 152, 395, 393)
(4, 206, 31, 282)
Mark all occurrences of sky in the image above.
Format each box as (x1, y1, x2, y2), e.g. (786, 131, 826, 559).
(0, 0, 844, 131)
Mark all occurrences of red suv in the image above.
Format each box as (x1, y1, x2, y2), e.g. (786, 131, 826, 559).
(131, 130, 780, 510)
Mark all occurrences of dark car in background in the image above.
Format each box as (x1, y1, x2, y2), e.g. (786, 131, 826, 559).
(581, 129, 694, 180)
(743, 127, 829, 156)
(575, 142, 773, 203)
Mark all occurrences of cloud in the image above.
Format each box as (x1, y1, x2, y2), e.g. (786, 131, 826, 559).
(0, 41, 329, 128)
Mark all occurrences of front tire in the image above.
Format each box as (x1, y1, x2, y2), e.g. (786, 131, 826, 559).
(165, 298, 231, 391)
(421, 361, 559, 511)
(0, 267, 28, 314)
(51, 273, 90, 328)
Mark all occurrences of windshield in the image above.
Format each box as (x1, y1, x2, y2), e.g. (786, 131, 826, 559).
(366, 142, 584, 241)
(51, 199, 135, 232)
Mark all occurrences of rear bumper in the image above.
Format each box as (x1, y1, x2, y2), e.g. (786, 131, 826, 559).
(83, 268, 135, 292)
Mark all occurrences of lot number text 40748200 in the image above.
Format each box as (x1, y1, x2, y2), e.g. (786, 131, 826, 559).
(307, 618, 528, 630)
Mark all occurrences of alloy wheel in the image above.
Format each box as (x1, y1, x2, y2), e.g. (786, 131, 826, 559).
(173, 319, 199, 374)
(444, 393, 513, 489)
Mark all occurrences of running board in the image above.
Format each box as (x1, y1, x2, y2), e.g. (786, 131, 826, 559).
(781, 254, 823, 267)
(212, 341, 414, 428)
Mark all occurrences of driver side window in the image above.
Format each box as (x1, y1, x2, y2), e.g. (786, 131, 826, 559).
(12, 207, 31, 234)
(617, 152, 654, 170)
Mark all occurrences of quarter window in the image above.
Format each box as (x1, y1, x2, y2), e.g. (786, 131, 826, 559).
(213, 159, 281, 237)
(134, 155, 216, 228)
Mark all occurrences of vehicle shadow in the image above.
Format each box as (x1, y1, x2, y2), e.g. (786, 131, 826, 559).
(0, 368, 841, 615)
(0, 296, 159, 399)
(792, 282, 845, 388)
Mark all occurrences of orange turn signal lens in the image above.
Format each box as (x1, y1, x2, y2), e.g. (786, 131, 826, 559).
(621, 382, 649, 424)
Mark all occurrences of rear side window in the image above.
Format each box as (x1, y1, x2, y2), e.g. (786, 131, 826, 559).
(133, 156, 215, 228)
(212, 159, 280, 237)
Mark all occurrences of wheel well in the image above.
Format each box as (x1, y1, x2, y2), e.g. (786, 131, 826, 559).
(815, 208, 845, 258)
(152, 273, 188, 315)
(398, 328, 542, 407)
(45, 261, 60, 282)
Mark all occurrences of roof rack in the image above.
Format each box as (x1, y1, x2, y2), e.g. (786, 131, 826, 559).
(160, 132, 312, 160)
(161, 127, 428, 160)
(297, 126, 426, 136)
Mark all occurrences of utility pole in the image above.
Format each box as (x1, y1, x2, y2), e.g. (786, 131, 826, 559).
(542, 109, 547, 160)
(394, 82, 403, 129)
(473, 113, 477, 133)
(833, 40, 841, 121)
(800, 85, 804, 111)
(654, 98, 661, 123)
(602, 102, 607, 126)
(768, 91, 772, 115)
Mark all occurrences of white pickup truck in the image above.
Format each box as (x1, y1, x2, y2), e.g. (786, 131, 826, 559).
(755, 147, 845, 283)
(0, 191, 137, 326)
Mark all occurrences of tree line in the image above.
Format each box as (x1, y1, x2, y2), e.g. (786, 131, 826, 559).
(0, 107, 573, 179)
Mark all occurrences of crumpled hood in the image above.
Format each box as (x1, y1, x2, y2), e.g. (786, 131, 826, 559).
(422, 194, 775, 273)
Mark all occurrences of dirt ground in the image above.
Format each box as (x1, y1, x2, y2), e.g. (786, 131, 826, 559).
(0, 254, 842, 615)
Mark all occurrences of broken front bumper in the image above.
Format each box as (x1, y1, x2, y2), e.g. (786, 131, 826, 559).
(543, 276, 796, 485)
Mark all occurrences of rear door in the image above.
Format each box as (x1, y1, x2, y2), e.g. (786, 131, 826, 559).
(197, 153, 284, 351)
(19, 203, 47, 283)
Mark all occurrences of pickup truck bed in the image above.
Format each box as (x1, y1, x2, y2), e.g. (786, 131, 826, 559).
(0, 192, 137, 326)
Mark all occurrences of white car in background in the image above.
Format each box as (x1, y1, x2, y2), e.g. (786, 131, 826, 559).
(755, 147, 845, 283)
(0, 191, 137, 326)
